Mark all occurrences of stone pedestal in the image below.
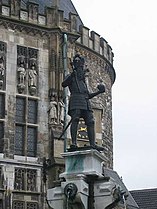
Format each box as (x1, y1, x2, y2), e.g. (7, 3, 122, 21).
(60, 149, 106, 179)
(47, 148, 125, 209)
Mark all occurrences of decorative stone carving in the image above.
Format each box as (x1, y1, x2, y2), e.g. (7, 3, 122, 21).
(20, 10, 28, 21)
(48, 94, 58, 125)
(2, 6, 10, 16)
(58, 97, 65, 125)
(17, 56, 26, 93)
(28, 59, 37, 95)
(0, 17, 49, 37)
(38, 15, 46, 25)
(11, 0, 20, 16)
(28, 3, 38, 22)
(0, 55, 5, 89)
(0, 42, 6, 90)
(70, 14, 77, 32)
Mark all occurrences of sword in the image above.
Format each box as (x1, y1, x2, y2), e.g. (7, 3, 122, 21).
(58, 117, 73, 140)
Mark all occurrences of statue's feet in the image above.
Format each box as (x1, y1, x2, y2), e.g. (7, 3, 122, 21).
(70, 144, 77, 149)
(67, 144, 78, 152)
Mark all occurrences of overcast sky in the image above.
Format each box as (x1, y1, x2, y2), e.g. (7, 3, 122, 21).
(72, 0, 157, 190)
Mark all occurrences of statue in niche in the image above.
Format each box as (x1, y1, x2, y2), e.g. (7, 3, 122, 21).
(71, 16, 77, 31)
(11, 0, 20, 16)
(17, 56, 26, 93)
(58, 96, 65, 125)
(28, 60, 37, 95)
(29, 4, 38, 21)
(62, 54, 105, 149)
(33, 5, 38, 20)
(48, 94, 58, 125)
(0, 56, 5, 89)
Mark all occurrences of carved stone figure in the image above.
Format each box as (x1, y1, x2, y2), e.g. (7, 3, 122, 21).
(29, 4, 38, 20)
(48, 94, 58, 124)
(28, 63, 37, 87)
(28, 61, 37, 95)
(58, 98, 65, 125)
(0, 56, 5, 89)
(17, 56, 26, 93)
(11, 0, 20, 16)
(62, 54, 105, 148)
(18, 64, 26, 85)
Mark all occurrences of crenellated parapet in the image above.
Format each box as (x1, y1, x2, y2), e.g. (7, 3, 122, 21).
(0, 1, 114, 67)
(77, 26, 114, 65)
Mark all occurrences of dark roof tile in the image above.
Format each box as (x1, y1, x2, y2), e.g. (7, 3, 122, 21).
(130, 188, 157, 209)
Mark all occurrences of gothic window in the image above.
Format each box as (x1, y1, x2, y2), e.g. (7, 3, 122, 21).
(26, 202, 38, 209)
(14, 125, 25, 156)
(0, 41, 6, 52)
(27, 169, 37, 191)
(17, 46, 38, 96)
(0, 167, 3, 188)
(28, 47, 38, 67)
(14, 168, 25, 190)
(13, 201, 38, 209)
(15, 97, 38, 157)
(17, 45, 27, 58)
(16, 46, 38, 155)
(27, 127, 37, 157)
(0, 122, 4, 153)
(16, 97, 25, 123)
(28, 99, 37, 124)
(0, 93, 5, 118)
(13, 201, 25, 209)
(0, 122, 4, 140)
(14, 168, 37, 192)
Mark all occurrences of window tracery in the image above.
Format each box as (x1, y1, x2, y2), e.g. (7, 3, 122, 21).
(17, 46, 38, 96)
(15, 97, 37, 157)
(14, 168, 37, 192)
(12, 201, 38, 209)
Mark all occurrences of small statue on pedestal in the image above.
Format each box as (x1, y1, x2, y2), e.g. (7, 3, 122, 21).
(58, 97, 65, 125)
(0, 56, 5, 89)
(48, 94, 58, 125)
(17, 56, 26, 93)
(62, 54, 105, 149)
(28, 60, 37, 95)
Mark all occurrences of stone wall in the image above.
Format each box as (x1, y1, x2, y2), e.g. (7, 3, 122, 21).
(0, 26, 50, 208)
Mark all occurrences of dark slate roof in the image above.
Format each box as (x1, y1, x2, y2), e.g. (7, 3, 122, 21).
(130, 188, 157, 209)
(21, 0, 83, 27)
(104, 169, 139, 209)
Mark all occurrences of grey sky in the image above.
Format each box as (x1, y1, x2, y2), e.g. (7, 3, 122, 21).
(72, 0, 157, 190)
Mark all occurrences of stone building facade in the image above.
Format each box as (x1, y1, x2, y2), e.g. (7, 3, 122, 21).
(0, 0, 116, 208)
